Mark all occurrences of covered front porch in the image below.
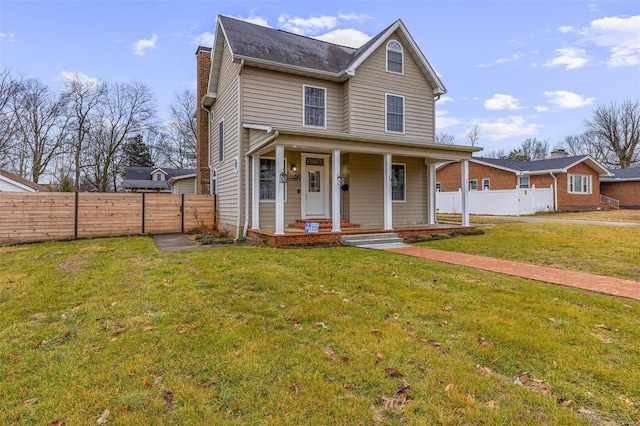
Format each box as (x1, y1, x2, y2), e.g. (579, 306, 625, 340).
(244, 126, 479, 242)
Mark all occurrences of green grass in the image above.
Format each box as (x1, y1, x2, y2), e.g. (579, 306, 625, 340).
(1, 237, 639, 424)
(421, 222, 640, 281)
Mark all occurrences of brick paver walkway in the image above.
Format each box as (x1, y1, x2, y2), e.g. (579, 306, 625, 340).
(387, 246, 640, 301)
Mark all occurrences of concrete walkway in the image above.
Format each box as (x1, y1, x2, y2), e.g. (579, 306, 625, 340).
(387, 246, 640, 301)
(152, 233, 201, 252)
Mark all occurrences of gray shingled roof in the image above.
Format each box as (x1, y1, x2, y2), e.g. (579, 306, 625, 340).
(601, 167, 640, 181)
(122, 167, 195, 190)
(475, 155, 593, 172)
(220, 15, 360, 73)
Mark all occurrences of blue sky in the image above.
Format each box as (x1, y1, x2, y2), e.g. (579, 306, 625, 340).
(1, 0, 638, 154)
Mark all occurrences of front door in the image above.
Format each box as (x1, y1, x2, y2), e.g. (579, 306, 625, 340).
(301, 153, 330, 218)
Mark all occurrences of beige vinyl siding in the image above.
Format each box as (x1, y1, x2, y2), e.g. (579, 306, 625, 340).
(347, 153, 384, 227)
(348, 31, 435, 140)
(243, 68, 343, 131)
(391, 157, 427, 225)
(342, 80, 350, 132)
(171, 178, 196, 194)
(210, 43, 241, 232)
(257, 151, 302, 231)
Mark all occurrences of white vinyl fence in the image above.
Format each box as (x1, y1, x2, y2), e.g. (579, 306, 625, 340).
(436, 185, 554, 216)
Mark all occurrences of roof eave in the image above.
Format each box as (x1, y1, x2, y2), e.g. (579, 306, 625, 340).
(234, 56, 351, 81)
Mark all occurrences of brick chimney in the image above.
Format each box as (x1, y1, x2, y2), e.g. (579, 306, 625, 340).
(195, 46, 212, 194)
(550, 148, 569, 159)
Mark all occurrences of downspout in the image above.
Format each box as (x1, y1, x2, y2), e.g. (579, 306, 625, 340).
(236, 59, 244, 239)
(243, 130, 280, 237)
(200, 103, 213, 194)
(549, 172, 558, 212)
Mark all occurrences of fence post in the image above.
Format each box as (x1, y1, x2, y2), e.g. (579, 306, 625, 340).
(74, 191, 79, 239)
(141, 193, 145, 234)
(181, 193, 185, 234)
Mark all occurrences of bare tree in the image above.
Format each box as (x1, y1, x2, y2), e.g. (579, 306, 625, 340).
(162, 90, 197, 168)
(435, 131, 455, 144)
(558, 134, 589, 157)
(520, 138, 549, 160)
(0, 68, 23, 170)
(466, 124, 480, 146)
(10, 78, 70, 183)
(61, 73, 106, 190)
(483, 149, 507, 159)
(584, 100, 640, 168)
(84, 81, 156, 192)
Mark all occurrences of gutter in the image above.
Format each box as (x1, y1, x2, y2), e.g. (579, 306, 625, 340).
(549, 172, 558, 212)
(236, 59, 244, 239)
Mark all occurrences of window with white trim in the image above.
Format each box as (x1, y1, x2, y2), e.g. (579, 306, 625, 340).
(259, 158, 287, 201)
(303, 85, 326, 128)
(435, 182, 441, 192)
(469, 179, 478, 190)
(482, 178, 490, 190)
(386, 94, 404, 133)
(568, 174, 591, 194)
(386, 40, 403, 74)
(218, 121, 224, 163)
(518, 176, 530, 188)
(156, 173, 163, 181)
(391, 163, 406, 201)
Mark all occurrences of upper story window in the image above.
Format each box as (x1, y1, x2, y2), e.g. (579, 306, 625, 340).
(568, 174, 591, 194)
(218, 121, 224, 163)
(386, 94, 405, 133)
(386, 40, 403, 74)
(518, 176, 530, 189)
(303, 85, 326, 128)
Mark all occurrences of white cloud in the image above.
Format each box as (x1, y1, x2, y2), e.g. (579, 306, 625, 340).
(558, 26, 574, 34)
(472, 116, 542, 141)
(438, 96, 454, 104)
(278, 14, 337, 35)
(237, 13, 271, 28)
(193, 31, 215, 46)
(535, 106, 550, 112)
(476, 53, 523, 68)
(132, 34, 158, 56)
(436, 110, 461, 129)
(0, 32, 16, 42)
(60, 71, 101, 89)
(314, 29, 370, 48)
(543, 47, 588, 70)
(337, 12, 372, 22)
(543, 90, 595, 109)
(484, 94, 523, 111)
(582, 15, 640, 67)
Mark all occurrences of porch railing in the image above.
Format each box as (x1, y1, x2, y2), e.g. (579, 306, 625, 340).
(600, 194, 620, 209)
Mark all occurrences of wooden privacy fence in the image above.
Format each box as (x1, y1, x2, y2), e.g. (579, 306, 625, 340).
(0, 193, 216, 244)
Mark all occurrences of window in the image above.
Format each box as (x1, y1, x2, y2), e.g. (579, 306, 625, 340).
(482, 178, 490, 190)
(386, 40, 403, 74)
(436, 182, 441, 192)
(386, 94, 404, 133)
(391, 164, 405, 201)
(568, 174, 591, 194)
(218, 121, 224, 163)
(469, 179, 478, 190)
(258, 158, 287, 201)
(518, 176, 530, 188)
(156, 173, 163, 181)
(303, 85, 326, 128)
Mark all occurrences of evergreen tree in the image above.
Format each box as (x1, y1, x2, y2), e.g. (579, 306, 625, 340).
(122, 134, 153, 167)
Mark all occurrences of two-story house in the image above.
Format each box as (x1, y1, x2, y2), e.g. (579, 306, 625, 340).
(196, 16, 480, 241)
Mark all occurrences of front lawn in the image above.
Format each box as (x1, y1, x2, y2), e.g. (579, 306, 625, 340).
(422, 222, 640, 281)
(1, 237, 638, 424)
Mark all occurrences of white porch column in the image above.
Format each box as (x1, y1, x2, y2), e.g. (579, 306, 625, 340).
(383, 153, 393, 230)
(461, 159, 470, 226)
(427, 162, 436, 225)
(251, 155, 260, 230)
(331, 149, 341, 232)
(275, 145, 285, 235)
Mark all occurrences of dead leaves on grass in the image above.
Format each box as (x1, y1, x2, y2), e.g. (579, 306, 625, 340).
(96, 409, 110, 424)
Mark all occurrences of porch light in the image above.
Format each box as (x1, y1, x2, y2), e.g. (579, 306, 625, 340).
(290, 163, 297, 172)
(279, 169, 288, 184)
(336, 174, 345, 186)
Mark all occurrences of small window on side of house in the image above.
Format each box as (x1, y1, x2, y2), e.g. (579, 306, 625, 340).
(482, 178, 490, 190)
(392, 163, 406, 201)
(568, 174, 591, 194)
(469, 179, 478, 190)
(436, 182, 441, 192)
(519, 176, 530, 188)
(218, 121, 224, 163)
(156, 173, 162, 181)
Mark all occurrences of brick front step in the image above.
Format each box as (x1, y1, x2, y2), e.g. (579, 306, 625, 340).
(289, 219, 360, 230)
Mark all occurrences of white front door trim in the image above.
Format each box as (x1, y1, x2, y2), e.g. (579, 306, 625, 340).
(301, 153, 330, 219)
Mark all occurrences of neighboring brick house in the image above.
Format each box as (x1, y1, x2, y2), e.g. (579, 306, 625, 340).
(436, 153, 612, 212)
(0, 169, 46, 192)
(196, 16, 481, 237)
(122, 166, 196, 193)
(600, 167, 640, 208)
